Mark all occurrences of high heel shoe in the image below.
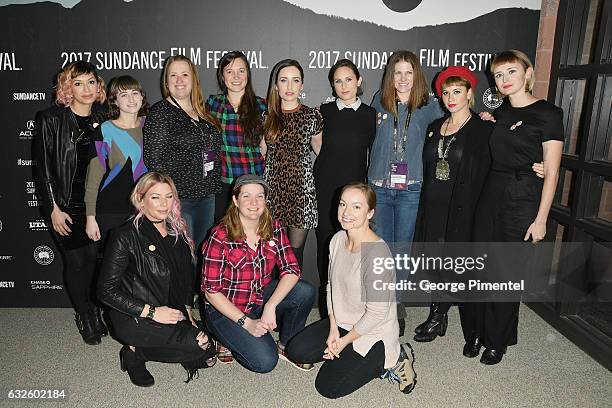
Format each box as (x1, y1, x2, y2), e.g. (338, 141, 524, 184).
(75, 313, 101, 345)
(413, 309, 448, 342)
(120, 346, 154, 387)
(91, 305, 108, 337)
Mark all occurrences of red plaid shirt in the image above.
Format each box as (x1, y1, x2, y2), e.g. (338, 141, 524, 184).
(201, 220, 300, 313)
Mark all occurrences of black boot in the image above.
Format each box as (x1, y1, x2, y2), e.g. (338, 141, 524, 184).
(480, 347, 506, 365)
(462, 337, 482, 358)
(414, 304, 436, 335)
(120, 346, 155, 387)
(413, 305, 448, 342)
(75, 312, 101, 345)
(91, 305, 108, 337)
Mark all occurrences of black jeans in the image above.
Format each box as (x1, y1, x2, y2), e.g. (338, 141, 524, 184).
(63, 242, 99, 317)
(287, 318, 386, 399)
(109, 310, 210, 364)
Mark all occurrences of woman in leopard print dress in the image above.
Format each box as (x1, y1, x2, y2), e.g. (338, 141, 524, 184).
(262, 59, 323, 267)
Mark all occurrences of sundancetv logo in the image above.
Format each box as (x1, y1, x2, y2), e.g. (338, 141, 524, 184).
(34, 245, 54, 266)
(0, 281, 15, 288)
(13, 92, 45, 101)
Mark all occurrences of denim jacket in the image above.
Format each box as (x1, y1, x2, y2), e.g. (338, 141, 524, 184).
(368, 91, 444, 184)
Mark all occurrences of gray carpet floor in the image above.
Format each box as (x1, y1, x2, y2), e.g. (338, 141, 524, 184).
(0, 305, 610, 408)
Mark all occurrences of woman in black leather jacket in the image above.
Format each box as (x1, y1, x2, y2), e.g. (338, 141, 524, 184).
(98, 171, 216, 387)
(33, 61, 108, 345)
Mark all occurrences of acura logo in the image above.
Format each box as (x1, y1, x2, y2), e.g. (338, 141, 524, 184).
(26, 120, 35, 131)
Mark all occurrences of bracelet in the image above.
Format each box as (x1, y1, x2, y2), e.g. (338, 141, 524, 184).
(146, 305, 156, 319)
(236, 314, 247, 327)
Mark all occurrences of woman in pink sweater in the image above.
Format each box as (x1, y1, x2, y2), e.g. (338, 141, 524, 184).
(287, 182, 416, 398)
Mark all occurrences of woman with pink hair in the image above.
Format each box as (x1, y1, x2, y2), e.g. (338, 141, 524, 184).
(33, 61, 108, 345)
(98, 172, 217, 387)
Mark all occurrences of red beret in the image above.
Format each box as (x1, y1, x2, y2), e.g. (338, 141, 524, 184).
(434, 66, 478, 97)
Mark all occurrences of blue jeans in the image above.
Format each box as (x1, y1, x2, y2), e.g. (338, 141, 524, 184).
(180, 194, 215, 249)
(204, 279, 315, 373)
(371, 183, 421, 245)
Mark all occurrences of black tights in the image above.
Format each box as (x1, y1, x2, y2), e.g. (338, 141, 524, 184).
(62, 243, 98, 316)
(288, 227, 308, 268)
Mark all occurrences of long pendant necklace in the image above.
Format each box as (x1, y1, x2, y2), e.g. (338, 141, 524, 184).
(435, 114, 471, 181)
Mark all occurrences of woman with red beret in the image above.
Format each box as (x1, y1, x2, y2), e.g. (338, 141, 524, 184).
(411, 66, 544, 355)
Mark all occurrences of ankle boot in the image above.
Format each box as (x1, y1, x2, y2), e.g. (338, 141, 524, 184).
(120, 346, 154, 387)
(414, 303, 436, 335)
(75, 313, 101, 345)
(413, 308, 448, 342)
(91, 305, 108, 337)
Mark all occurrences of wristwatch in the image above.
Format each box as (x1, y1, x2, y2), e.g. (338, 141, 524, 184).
(146, 305, 156, 319)
(237, 314, 247, 327)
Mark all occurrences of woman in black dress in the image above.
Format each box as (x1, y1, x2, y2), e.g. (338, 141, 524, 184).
(412, 66, 493, 345)
(471, 50, 564, 365)
(314, 59, 375, 308)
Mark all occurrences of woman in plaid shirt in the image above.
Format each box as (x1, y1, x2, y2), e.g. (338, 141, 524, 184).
(206, 51, 267, 221)
(201, 174, 315, 372)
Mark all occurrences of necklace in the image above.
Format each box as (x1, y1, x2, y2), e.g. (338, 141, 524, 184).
(151, 219, 164, 224)
(435, 114, 471, 181)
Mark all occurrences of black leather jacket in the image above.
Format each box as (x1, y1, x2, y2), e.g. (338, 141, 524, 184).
(33, 104, 106, 215)
(98, 218, 195, 318)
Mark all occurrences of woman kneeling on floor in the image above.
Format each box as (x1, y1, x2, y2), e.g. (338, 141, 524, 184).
(287, 182, 416, 399)
(99, 172, 216, 387)
(201, 174, 316, 372)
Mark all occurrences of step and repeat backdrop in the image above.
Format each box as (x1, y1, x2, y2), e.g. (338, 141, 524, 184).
(0, 0, 541, 306)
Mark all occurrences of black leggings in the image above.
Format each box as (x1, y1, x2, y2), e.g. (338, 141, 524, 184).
(109, 310, 211, 365)
(287, 318, 385, 399)
(63, 243, 99, 316)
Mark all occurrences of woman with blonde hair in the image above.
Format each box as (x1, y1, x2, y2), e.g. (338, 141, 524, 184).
(99, 171, 217, 387)
(470, 49, 564, 365)
(33, 60, 108, 345)
(144, 55, 222, 249)
(202, 174, 315, 372)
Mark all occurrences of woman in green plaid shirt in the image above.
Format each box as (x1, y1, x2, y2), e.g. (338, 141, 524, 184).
(206, 51, 267, 221)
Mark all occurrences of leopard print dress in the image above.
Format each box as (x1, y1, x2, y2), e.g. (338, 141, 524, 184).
(264, 105, 323, 229)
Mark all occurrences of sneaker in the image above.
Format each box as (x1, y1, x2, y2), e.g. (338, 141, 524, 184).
(217, 343, 233, 364)
(277, 341, 314, 372)
(381, 343, 417, 394)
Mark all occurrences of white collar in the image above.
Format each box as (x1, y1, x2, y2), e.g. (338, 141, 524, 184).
(336, 97, 361, 111)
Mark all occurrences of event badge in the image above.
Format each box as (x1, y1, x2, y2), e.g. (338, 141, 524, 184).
(388, 162, 408, 190)
(203, 151, 215, 177)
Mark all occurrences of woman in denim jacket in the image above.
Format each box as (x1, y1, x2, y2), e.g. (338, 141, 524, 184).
(368, 50, 443, 247)
(368, 50, 443, 331)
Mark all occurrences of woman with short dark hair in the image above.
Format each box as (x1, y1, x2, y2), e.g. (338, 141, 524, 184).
(314, 59, 376, 310)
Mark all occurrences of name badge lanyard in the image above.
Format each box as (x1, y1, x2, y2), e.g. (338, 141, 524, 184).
(169, 95, 213, 177)
(393, 106, 412, 162)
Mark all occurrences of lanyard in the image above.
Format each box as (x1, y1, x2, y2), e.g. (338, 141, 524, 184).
(393, 103, 412, 161)
(169, 95, 202, 126)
